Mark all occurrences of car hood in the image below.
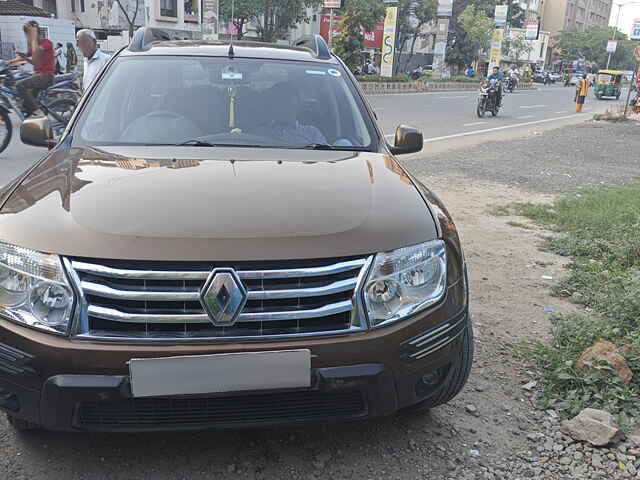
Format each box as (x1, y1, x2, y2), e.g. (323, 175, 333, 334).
(0, 146, 437, 260)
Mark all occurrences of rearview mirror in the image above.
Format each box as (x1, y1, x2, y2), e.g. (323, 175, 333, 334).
(20, 116, 55, 148)
(389, 125, 423, 155)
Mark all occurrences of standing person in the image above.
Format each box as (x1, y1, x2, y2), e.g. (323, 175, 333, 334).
(66, 42, 77, 73)
(54, 42, 66, 74)
(8, 21, 56, 117)
(575, 73, 590, 113)
(76, 29, 110, 91)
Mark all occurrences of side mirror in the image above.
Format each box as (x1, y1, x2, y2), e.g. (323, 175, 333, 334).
(20, 116, 55, 148)
(389, 125, 423, 155)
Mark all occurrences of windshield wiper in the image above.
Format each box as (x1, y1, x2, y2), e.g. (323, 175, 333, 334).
(178, 139, 217, 146)
(303, 143, 336, 150)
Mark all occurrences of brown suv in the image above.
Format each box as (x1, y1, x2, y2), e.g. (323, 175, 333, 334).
(0, 30, 472, 431)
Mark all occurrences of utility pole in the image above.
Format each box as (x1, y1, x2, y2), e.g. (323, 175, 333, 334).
(607, 1, 640, 69)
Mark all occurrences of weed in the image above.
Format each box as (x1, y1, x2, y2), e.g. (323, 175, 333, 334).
(506, 221, 534, 230)
(513, 182, 640, 421)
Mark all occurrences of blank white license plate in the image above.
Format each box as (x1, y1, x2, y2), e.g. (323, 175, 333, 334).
(129, 350, 311, 398)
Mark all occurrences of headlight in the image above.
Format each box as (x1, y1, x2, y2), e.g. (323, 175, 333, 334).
(364, 240, 446, 327)
(0, 242, 74, 334)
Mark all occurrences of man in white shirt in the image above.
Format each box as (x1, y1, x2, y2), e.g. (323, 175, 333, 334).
(76, 29, 110, 91)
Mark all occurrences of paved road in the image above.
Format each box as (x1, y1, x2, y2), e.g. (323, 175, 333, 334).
(369, 83, 627, 153)
(0, 85, 626, 181)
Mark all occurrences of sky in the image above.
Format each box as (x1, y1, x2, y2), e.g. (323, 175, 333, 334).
(609, 2, 640, 37)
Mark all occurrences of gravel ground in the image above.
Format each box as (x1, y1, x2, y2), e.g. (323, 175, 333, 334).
(406, 120, 640, 193)
(1, 120, 639, 479)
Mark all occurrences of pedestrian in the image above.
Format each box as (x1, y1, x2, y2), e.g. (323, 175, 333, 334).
(8, 21, 56, 117)
(76, 29, 110, 91)
(465, 65, 475, 78)
(54, 42, 66, 74)
(66, 42, 77, 73)
(575, 73, 589, 113)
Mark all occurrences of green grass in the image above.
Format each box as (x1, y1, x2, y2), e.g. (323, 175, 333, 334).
(513, 182, 640, 423)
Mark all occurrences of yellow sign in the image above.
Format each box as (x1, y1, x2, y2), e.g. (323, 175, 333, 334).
(380, 6, 398, 78)
(489, 28, 504, 69)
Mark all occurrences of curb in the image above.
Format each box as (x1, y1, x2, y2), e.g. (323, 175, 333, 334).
(359, 81, 535, 95)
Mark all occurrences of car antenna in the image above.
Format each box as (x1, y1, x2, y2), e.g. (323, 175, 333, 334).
(228, 0, 235, 58)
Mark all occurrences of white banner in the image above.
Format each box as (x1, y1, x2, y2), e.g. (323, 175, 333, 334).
(525, 21, 539, 40)
(606, 40, 618, 54)
(494, 5, 508, 27)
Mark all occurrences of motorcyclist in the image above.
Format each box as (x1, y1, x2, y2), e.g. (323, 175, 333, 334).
(487, 66, 504, 106)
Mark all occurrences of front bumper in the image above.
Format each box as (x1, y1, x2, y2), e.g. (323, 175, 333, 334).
(0, 283, 469, 432)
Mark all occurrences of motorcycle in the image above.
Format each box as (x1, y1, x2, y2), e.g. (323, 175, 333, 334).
(477, 80, 500, 118)
(505, 76, 516, 93)
(0, 61, 77, 154)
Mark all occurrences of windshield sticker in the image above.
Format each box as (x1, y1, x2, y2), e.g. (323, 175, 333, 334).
(327, 69, 342, 77)
(305, 70, 327, 76)
(221, 71, 243, 80)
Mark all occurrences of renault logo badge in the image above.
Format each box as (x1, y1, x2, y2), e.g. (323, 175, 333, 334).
(199, 268, 247, 326)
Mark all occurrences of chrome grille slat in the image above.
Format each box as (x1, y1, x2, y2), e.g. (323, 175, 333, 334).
(88, 300, 354, 324)
(79, 277, 358, 301)
(71, 259, 366, 280)
(68, 256, 372, 340)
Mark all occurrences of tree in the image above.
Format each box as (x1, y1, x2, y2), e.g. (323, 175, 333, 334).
(114, 0, 140, 37)
(456, 5, 493, 64)
(333, 0, 386, 71)
(255, 0, 321, 43)
(501, 34, 533, 64)
(446, 0, 497, 70)
(507, 0, 524, 29)
(394, 0, 438, 74)
(555, 27, 636, 71)
(219, 0, 320, 42)
(219, 0, 261, 40)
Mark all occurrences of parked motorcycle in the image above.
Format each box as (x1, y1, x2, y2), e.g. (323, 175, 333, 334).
(0, 61, 77, 154)
(477, 80, 500, 118)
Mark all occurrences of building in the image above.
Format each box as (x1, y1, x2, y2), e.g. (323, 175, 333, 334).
(501, 27, 550, 70)
(541, 0, 614, 37)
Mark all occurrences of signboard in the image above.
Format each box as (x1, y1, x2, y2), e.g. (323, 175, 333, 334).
(319, 15, 383, 49)
(437, 0, 453, 17)
(525, 20, 539, 40)
(606, 40, 617, 54)
(631, 19, 640, 40)
(380, 7, 398, 77)
(489, 28, 505, 69)
(323, 0, 341, 8)
(494, 5, 508, 27)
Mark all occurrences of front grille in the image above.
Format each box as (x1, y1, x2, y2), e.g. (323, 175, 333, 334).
(76, 390, 366, 429)
(66, 256, 370, 340)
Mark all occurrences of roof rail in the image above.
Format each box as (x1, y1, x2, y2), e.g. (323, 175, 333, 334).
(294, 34, 331, 60)
(128, 27, 188, 52)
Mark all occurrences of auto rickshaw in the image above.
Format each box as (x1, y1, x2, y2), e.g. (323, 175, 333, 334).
(593, 70, 623, 99)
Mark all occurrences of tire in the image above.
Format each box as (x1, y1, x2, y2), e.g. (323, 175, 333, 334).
(476, 99, 486, 118)
(491, 104, 499, 116)
(6, 414, 40, 432)
(46, 99, 76, 139)
(0, 108, 13, 155)
(401, 322, 474, 413)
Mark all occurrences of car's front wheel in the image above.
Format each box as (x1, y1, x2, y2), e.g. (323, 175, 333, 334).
(5, 414, 41, 432)
(401, 321, 474, 413)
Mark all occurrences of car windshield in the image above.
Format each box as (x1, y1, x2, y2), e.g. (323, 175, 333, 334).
(73, 56, 376, 150)
(597, 74, 613, 83)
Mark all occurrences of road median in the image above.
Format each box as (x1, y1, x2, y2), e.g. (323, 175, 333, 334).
(360, 80, 535, 95)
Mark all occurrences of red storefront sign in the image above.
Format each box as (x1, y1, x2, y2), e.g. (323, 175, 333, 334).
(319, 14, 383, 49)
